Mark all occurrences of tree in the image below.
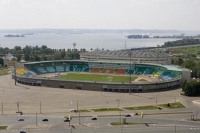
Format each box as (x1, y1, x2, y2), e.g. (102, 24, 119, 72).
(41, 55, 47, 61)
(53, 51, 62, 60)
(0, 58, 4, 66)
(177, 57, 183, 66)
(23, 45, 31, 54)
(33, 54, 40, 61)
(24, 54, 30, 61)
(14, 46, 22, 51)
(182, 80, 187, 92)
(183, 80, 200, 96)
(61, 51, 66, 59)
(16, 52, 22, 62)
(41, 45, 47, 49)
(73, 52, 80, 59)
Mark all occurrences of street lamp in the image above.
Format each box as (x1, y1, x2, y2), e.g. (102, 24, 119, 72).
(14, 60, 16, 85)
(174, 120, 176, 133)
(196, 108, 198, 120)
(129, 50, 131, 94)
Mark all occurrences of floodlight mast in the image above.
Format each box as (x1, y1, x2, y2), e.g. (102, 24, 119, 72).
(129, 50, 131, 94)
(14, 59, 16, 85)
(73, 43, 76, 59)
(73, 43, 76, 51)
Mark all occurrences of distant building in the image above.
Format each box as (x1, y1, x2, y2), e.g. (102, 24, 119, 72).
(80, 50, 171, 65)
(3, 52, 17, 61)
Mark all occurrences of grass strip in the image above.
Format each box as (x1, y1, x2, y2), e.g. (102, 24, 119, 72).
(0, 126, 8, 130)
(124, 105, 159, 110)
(77, 109, 90, 112)
(91, 108, 123, 112)
(0, 69, 9, 76)
(158, 102, 185, 109)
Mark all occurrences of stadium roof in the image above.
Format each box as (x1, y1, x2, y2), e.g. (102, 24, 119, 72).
(163, 65, 182, 72)
(24, 60, 182, 72)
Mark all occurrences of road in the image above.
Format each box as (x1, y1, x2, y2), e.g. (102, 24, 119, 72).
(1, 113, 200, 133)
(0, 74, 200, 133)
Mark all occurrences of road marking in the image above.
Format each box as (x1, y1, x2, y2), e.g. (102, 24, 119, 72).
(190, 128, 199, 130)
(192, 100, 200, 105)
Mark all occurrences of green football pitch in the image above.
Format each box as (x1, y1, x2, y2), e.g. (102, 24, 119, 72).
(57, 73, 138, 83)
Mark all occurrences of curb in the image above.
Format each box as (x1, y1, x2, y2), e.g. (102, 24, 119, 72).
(71, 111, 193, 118)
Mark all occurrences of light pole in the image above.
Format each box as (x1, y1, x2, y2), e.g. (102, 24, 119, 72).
(118, 99, 120, 109)
(196, 108, 198, 120)
(1, 90, 4, 115)
(77, 100, 81, 125)
(36, 112, 38, 126)
(40, 101, 41, 114)
(174, 120, 176, 133)
(155, 98, 157, 106)
(129, 50, 131, 94)
(17, 101, 19, 112)
(73, 43, 76, 59)
(14, 60, 16, 85)
(1, 102, 3, 115)
(119, 111, 121, 124)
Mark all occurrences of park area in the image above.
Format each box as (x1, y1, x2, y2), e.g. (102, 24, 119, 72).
(57, 73, 138, 83)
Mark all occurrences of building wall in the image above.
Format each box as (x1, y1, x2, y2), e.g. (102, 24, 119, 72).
(16, 75, 181, 92)
(182, 70, 191, 82)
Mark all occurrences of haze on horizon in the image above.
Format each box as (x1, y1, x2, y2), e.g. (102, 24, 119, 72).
(0, 0, 200, 31)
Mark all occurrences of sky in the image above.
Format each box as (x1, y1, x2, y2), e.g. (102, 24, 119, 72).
(0, 0, 200, 30)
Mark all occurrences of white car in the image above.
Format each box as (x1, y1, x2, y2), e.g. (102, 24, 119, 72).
(70, 109, 76, 112)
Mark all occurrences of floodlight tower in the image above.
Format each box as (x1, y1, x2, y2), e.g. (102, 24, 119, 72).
(73, 43, 76, 52)
(129, 49, 131, 94)
(73, 43, 76, 59)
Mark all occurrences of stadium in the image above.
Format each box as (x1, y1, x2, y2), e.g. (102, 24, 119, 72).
(14, 50, 185, 93)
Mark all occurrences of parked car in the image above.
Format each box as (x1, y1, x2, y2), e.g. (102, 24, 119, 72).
(18, 118, 24, 121)
(19, 130, 26, 133)
(70, 109, 76, 112)
(125, 114, 131, 117)
(42, 118, 49, 121)
(91, 117, 97, 120)
(64, 119, 70, 122)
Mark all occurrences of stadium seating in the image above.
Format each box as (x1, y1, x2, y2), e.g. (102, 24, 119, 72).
(46, 66, 56, 73)
(36, 67, 48, 74)
(29, 67, 40, 74)
(126, 67, 155, 75)
(101, 69, 115, 74)
(70, 65, 90, 72)
(159, 71, 179, 80)
(153, 71, 164, 77)
(91, 68, 100, 73)
(16, 68, 33, 77)
(16, 68, 27, 75)
(116, 69, 126, 74)
(56, 66, 65, 72)
(23, 62, 181, 81)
